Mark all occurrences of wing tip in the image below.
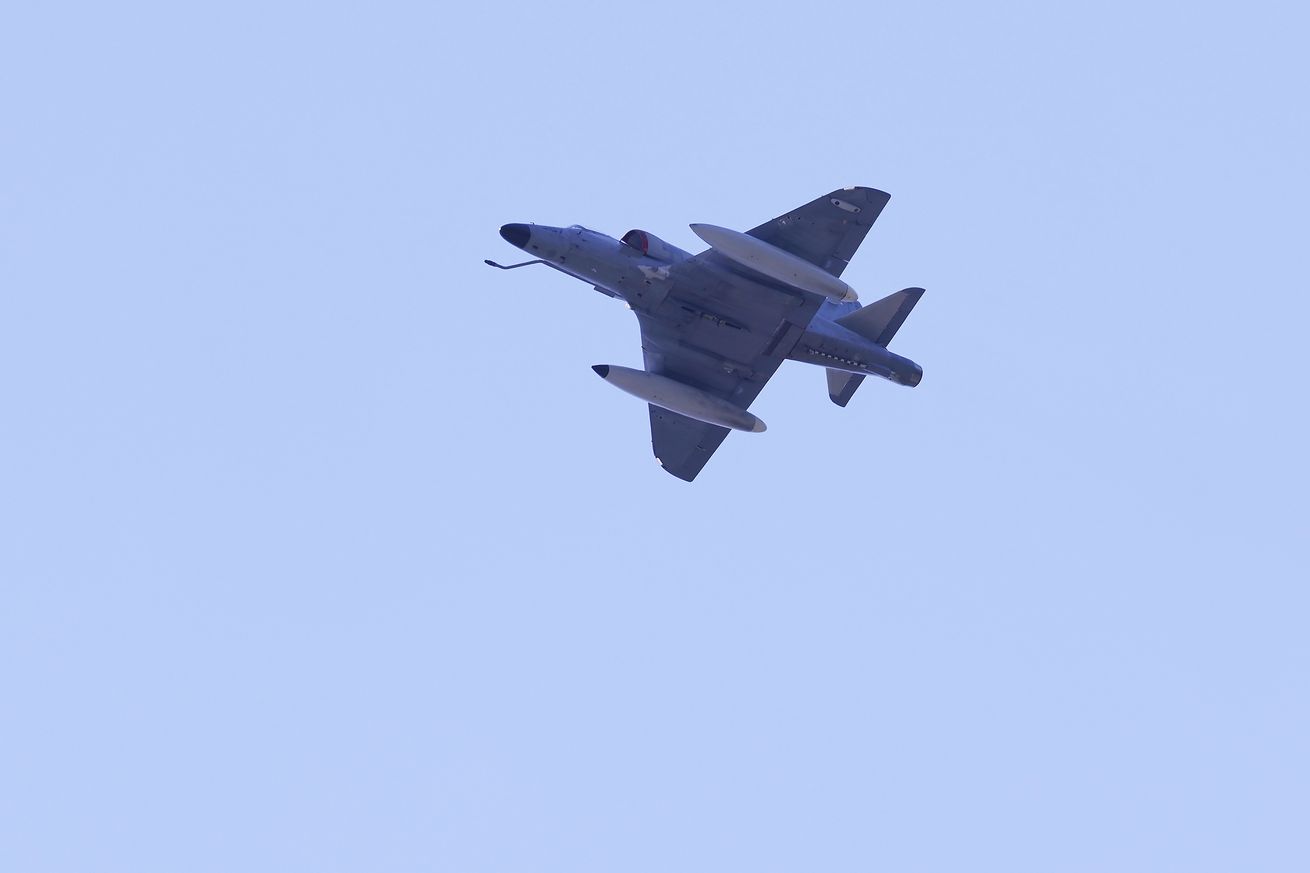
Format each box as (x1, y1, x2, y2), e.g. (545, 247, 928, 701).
(655, 457, 699, 482)
(836, 185, 892, 204)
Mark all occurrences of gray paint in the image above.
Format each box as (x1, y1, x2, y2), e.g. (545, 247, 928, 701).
(592, 365, 766, 433)
(492, 187, 924, 481)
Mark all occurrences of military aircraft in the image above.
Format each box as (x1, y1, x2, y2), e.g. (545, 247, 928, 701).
(487, 186, 924, 481)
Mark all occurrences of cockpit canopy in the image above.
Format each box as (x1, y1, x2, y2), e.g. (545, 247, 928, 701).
(620, 229, 692, 264)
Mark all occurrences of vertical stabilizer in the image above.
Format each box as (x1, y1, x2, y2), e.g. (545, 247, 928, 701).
(835, 287, 924, 347)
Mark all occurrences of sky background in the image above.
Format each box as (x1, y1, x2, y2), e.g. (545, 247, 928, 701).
(3, 2, 1308, 871)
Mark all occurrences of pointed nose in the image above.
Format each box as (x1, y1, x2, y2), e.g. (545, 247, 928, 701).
(499, 223, 531, 248)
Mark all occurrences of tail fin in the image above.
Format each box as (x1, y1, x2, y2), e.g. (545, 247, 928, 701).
(826, 369, 866, 407)
(835, 287, 924, 347)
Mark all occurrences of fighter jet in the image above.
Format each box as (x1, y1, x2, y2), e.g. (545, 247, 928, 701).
(488, 186, 924, 481)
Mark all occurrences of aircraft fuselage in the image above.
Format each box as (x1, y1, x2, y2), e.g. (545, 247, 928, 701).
(497, 222, 922, 388)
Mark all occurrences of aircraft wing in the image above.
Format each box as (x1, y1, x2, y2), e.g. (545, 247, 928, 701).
(644, 404, 732, 483)
(745, 185, 890, 279)
(635, 272, 816, 481)
(634, 187, 890, 480)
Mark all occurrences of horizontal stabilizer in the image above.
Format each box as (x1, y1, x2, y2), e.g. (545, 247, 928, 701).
(835, 287, 924, 347)
(826, 368, 866, 407)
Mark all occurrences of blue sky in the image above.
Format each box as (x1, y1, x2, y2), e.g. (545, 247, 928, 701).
(3, 2, 1307, 871)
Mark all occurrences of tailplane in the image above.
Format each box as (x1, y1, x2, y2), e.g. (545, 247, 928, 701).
(835, 287, 924, 347)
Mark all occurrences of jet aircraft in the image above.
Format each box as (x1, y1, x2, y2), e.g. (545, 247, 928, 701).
(488, 186, 924, 481)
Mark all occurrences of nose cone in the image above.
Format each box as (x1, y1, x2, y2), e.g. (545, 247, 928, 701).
(499, 223, 531, 249)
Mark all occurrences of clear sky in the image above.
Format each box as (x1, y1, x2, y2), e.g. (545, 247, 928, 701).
(3, 2, 1307, 871)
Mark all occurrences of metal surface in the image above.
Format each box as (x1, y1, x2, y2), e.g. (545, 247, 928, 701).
(490, 187, 925, 480)
(689, 223, 859, 302)
(592, 365, 766, 433)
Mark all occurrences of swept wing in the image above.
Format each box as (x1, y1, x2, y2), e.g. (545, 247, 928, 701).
(640, 187, 890, 480)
